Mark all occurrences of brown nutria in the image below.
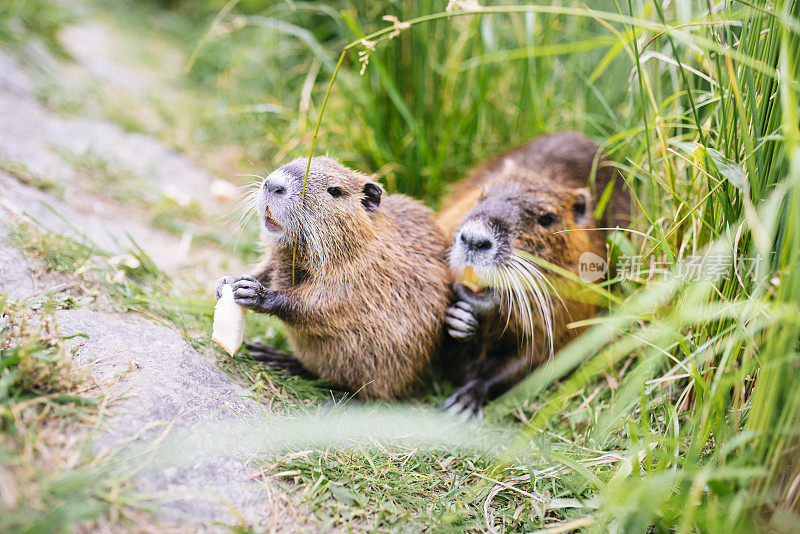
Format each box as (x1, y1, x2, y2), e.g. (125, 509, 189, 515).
(437, 132, 629, 417)
(215, 156, 452, 400)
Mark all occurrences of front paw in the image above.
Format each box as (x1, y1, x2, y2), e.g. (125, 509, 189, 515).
(441, 379, 487, 421)
(445, 301, 478, 340)
(215, 275, 242, 299)
(229, 276, 269, 312)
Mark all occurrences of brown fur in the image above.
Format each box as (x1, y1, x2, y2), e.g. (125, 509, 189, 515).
(463, 182, 602, 369)
(439, 132, 629, 411)
(251, 157, 451, 400)
(438, 131, 629, 236)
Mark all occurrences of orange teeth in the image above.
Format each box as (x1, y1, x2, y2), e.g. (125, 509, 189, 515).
(265, 206, 281, 228)
(461, 266, 484, 294)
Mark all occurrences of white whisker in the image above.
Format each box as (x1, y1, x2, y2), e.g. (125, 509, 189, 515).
(483, 251, 563, 357)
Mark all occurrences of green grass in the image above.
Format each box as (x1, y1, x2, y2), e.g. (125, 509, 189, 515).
(258, 441, 623, 532)
(56, 149, 149, 205)
(0, 159, 63, 196)
(0, 0, 73, 57)
(176, 0, 639, 203)
(0, 297, 143, 532)
(175, 0, 800, 531)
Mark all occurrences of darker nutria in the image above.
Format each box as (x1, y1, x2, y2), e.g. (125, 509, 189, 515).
(215, 156, 452, 400)
(437, 132, 629, 417)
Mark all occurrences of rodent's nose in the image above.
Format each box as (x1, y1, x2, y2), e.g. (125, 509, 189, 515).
(459, 230, 494, 252)
(263, 176, 288, 197)
(265, 182, 286, 196)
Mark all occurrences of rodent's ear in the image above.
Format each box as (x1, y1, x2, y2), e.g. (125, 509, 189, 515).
(572, 188, 592, 224)
(362, 182, 383, 212)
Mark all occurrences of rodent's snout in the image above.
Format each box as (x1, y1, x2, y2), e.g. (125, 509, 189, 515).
(450, 219, 503, 304)
(453, 220, 497, 260)
(458, 227, 494, 253)
(259, 168, 299, 237)
(450, 219, 507, 276)
(263, 171, 291, 199)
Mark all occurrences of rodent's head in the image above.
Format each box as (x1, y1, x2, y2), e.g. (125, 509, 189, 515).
(450, 181, 593, 277)
(257, 156, 384, 265)
(449, 175, 597, 350)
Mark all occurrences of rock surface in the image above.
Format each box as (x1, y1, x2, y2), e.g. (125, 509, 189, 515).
(0, 48, 231, 273)
(1, 170, 146, 254)
(56, 308, 269, 524)
(0, 21, 270, 529)
(0, 240, 35, 300)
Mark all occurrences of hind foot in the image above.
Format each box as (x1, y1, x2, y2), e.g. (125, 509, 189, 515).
(441, 379, 487, 421)
(243, 342, 315, 379)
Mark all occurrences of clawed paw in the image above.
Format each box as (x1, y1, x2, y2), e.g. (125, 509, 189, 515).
(441, 379, 487, 421)
(244, 342, 313, 378)
(228, 276, 265, 309)
(214, 275, 241, 299)
(215, 275, 268, 311)
(445, 301, 478, 340)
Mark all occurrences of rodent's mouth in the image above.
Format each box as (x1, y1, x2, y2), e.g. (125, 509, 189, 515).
(453, 266, 497, 303)
(459, 266, 484, 294)
(263, 206, 282, 233)
(453, 282, 497, 310)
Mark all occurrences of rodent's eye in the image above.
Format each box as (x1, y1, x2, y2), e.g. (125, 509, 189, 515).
(327, 186, 343, 198)
(538, 213, 558, 228)
(572, 197, 587, 218)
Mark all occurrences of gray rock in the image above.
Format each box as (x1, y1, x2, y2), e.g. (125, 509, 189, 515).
(0, 40, 221, 217)
(0, 171, 210, 274)
(0, 32, 269, 529)
(0, 49, 34, 97)
(0, 237, 35, 300)
(0, 63, 78, 182)
(55, 308, 270, 525)
(0, 40, 242, 278)
(1, 170, 119, 252)
(58, 23, 151, 92)
(45, 116, 218, 209)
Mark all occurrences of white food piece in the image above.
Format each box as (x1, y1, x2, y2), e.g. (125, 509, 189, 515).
(212, 284, 246, 356)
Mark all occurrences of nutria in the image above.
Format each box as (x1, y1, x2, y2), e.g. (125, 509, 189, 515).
(215, 156, 451, 400)
(437, 132, 629, 417)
